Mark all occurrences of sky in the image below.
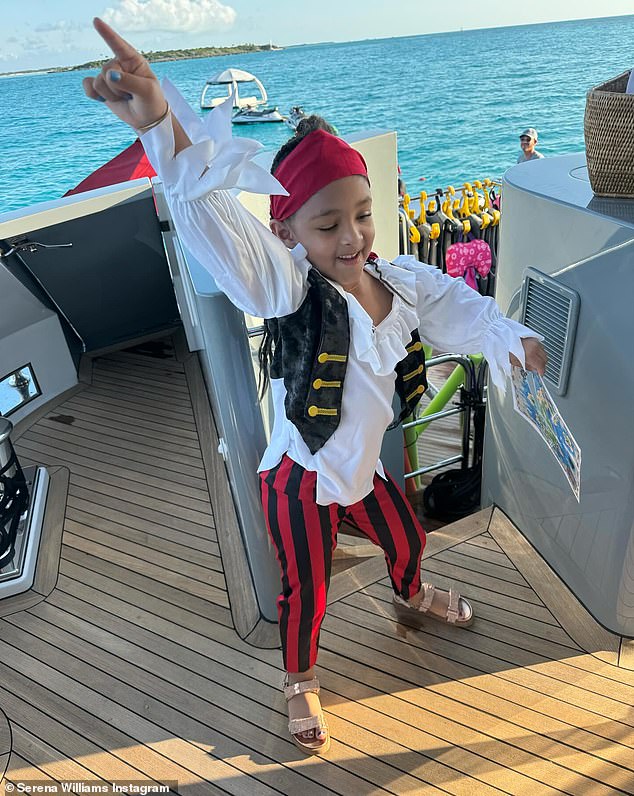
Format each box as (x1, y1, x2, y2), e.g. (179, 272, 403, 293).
(1, 0, 633, 73)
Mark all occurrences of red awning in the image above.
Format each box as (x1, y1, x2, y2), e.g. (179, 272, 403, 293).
(64, 139, 156, 196)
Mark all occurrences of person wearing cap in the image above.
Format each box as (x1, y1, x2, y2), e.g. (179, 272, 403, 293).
(84, 17, 548, 758)
(517, 128, 544, 163)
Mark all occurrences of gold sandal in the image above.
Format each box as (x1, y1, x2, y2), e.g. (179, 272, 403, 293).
(393, 582, 474, 628)
(283, 675, 331, 756)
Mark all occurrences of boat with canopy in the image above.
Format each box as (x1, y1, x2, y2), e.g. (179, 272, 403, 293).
(200, 68, 285, 123)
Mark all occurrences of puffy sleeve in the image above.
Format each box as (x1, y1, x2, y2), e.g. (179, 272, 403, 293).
(139, 78, 308, 318)
(393, 254, 543, 389)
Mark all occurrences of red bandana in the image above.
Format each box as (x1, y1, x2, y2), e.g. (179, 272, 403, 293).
(270, 129, 368, 221)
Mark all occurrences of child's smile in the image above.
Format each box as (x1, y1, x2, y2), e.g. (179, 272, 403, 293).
(271, 174, 375, 291)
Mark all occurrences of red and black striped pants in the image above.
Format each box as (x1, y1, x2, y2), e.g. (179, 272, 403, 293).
(259, 454, 426, 672)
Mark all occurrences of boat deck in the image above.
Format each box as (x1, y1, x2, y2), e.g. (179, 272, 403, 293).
(2, 337, 633, 795)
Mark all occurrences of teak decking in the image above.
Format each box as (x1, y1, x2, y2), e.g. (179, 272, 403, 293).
(1, 336, 633, 795)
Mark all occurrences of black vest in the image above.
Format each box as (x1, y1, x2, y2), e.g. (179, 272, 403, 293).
(266, 265, 427, 454)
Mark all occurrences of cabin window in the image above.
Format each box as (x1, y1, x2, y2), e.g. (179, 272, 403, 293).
(0, 364, 41, 416)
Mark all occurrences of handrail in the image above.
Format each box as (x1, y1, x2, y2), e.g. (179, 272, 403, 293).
(403, 353, 483, 485)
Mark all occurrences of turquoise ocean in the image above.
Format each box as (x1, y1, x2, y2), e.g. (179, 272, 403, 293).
(1, 14, 633, 214)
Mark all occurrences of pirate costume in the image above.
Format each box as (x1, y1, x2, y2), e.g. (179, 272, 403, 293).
(140, 79, 542, 752)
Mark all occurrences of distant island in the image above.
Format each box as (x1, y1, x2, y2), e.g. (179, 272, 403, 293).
(0, 42, 284, 78)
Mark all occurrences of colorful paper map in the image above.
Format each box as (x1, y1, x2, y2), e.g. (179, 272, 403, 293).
(510, 368, 581, 501)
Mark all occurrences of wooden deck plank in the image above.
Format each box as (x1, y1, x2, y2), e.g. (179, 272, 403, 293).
(94, 358, 188, 382)
(90, 373, 192, 402)
(92, 356, 189, 380)
(65, 518, 224, 575)
(61, 536, 229, 605)
(314, 656, 590, 796)
(329, 598, 634, 752)
(0, 615, 395, 796)
(49, 570, 633, 795)
(60, 555, 234, 630)
(421, 555, 552, 609)
(39, 412, 203, 457)
(68, 485, 214, 536)
(66, 388, 199, 430)
(8, 724, 209, 796)
(4, 340, 634, 795)
(321, 607, 634, 729)
(66, 495, 217, 546)
(16, 443, 213, 516)
(434, 547, 530, 587)
(465, 533, 506, 554)
(39, 581, 505, 796)
(65, 509, 220, 561)
(421, 508, 494, 558)
(344, 589, 581, 660)
(60, 397, 201, 441)
(64, 518, 221, 576)
(22, 424, 206, 474)
(561, 650, 634, 688)
(0, 690, 163, 783)
(86, 383, 196, 419)
(88, 366, 192, 398)
(16, 435, 209, 492)
(16, 435, 207, 487)
(0, 709, 9, 756)
(366, 580, 633, 711)
(452, 538, 519, 570)
(419, 559, 560, 625)
(490, 509, 621, 666)
(47, 401, 200, 448)
(0, 660, 273, 796)
(316, 628, 633, 794)
(92, 363, 190, 391)
(97, 350, 186, 371)
(65, 473, 214, 525)
(4, 754, 67, 786)
(19, 449, 212, 507)
(319, 681, 632, 796)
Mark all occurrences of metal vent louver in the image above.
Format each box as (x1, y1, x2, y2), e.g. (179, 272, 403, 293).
(520, 268, 580, 395)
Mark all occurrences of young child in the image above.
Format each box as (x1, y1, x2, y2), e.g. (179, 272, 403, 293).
(84, 18, 547, 757)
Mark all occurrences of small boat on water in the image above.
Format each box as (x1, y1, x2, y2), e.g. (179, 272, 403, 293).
(231, 105, 285, 124)
(200, 67, 266, 110)
(200, 67, 285, 123)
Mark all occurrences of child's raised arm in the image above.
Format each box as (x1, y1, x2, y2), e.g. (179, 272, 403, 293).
(83, 18, 307, 319)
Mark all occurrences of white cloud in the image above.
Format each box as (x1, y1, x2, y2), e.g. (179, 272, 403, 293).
(34, 20, 89, 34)
(23, 35, 49, 52)
(102, 0, 237, 34)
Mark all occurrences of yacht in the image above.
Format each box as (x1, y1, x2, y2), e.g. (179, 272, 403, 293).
(0, 126, 633, 793)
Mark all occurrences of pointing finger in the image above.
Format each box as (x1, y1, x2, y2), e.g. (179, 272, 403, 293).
(93, 17, 141, 64)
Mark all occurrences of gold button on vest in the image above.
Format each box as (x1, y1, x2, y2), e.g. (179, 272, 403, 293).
(317, 352, 347, 364)
(308, 405, 338, 417)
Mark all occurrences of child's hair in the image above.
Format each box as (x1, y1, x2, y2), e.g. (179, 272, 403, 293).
(270, 115, 338, 175)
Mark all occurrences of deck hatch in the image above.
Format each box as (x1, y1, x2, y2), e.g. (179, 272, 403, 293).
(520, 268, 579, 395)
